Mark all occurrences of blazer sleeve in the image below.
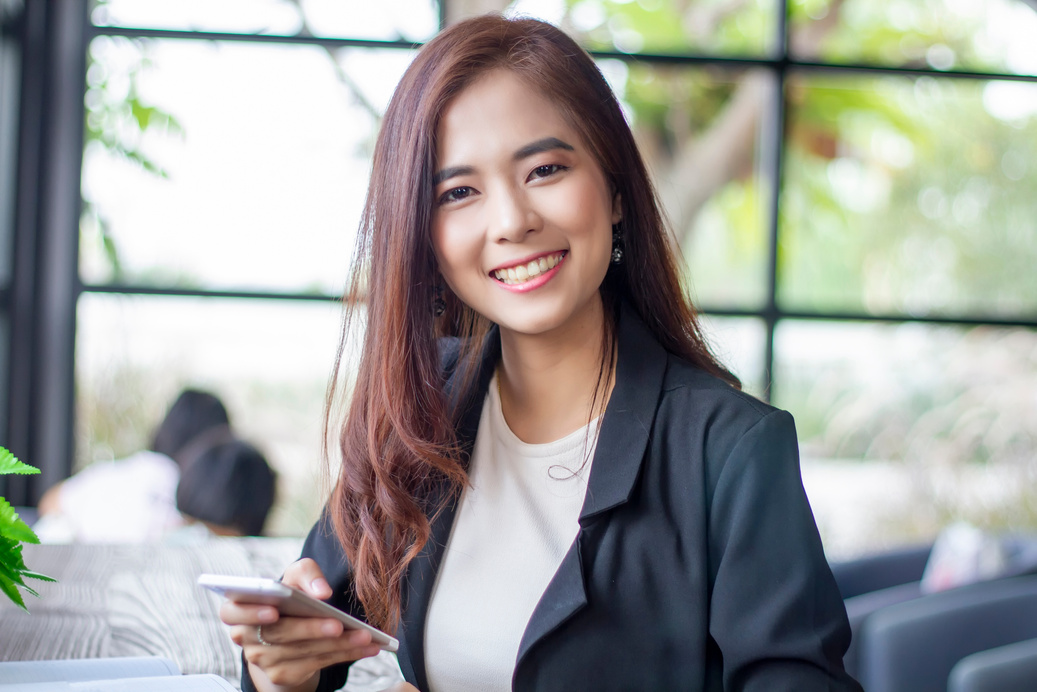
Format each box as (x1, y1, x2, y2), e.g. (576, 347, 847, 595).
(241, 513, 361, 692)
(706, 409, 863, 692)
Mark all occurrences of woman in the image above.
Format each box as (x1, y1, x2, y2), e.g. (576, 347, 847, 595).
(222, 14, 862, 692)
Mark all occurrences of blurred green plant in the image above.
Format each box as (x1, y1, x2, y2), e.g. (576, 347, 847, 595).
(81, 32, 182, 282)
(0, 448, 55, 610)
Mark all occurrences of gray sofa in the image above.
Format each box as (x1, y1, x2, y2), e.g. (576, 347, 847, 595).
(831, 540, 1037, 691)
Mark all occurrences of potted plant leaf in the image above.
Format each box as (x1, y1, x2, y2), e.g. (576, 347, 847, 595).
(0, 447, 55, 609)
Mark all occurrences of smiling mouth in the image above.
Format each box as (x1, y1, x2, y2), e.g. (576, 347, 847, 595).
(492, 251, 567, 285)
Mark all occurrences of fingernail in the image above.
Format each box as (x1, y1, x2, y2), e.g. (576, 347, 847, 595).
(311, 578, 330, 595)
(258, 608, 278, 622)
(322, 620, 340, 636)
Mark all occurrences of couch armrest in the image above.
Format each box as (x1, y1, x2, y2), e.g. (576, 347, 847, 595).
(859, 575, 1037, 692)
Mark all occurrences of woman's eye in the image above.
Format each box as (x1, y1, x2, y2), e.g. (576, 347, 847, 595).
(529, 164, 567, 181)
(439, 186, 474, 205)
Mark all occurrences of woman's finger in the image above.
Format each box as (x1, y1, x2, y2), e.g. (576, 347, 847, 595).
(244, 627, 376, 660)
(281, 558, 332, 599)
(252, 642, 383, 691)
(219, 600, 280, 628)
(242, 628, 381, 687)
(245, 616, 371, 647)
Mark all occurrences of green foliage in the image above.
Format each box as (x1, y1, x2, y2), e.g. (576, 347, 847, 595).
(781, 74, 1037, 317)
(82, 36, 183, 283)
(0, 448, 55, 611)
(788, 0, 1013, 72)
(571, 0, 774, 55)
(624, 63, 738, 146)
(0, 448, 39, 476)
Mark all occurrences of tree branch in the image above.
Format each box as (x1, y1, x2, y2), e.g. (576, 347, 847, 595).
(655, 0, 847, 248)
(655, 69, 771, 248)
(286, 0, 382, 122)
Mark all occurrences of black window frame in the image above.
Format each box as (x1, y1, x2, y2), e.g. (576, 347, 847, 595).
(3, 0, 1036, 506)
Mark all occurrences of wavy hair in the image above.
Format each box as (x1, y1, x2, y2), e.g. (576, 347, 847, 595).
(326, 14, 739, 633)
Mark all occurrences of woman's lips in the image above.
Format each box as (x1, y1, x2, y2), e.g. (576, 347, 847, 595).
(491, 251, 567, 293)
(492, 251, 566, 284)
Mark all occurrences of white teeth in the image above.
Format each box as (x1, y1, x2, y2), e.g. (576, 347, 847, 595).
(493, 252, 565, 284)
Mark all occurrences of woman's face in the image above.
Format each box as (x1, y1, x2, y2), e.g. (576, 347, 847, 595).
(431, 69, 621, 340)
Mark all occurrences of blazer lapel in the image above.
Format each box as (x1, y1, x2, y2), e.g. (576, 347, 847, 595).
(515, 305, 668, 667)
(398, 477, 462, 689)
(398, 328, 500, 690)
(515, 536, 588, 664)
(578, 306, 667, 522)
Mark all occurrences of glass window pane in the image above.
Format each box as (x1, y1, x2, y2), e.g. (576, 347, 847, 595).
(75, 293, 349, 535)
(509, 0, 780, 57)
(93, 0, 439, 43)
(697, 314, 767, 397)
(774, 320, 1037, 558)
(789, 0, 1037, 76)
(602, 60, 772, 309)
(779, 74, 1037, 317)
(81, 37, 416, 294)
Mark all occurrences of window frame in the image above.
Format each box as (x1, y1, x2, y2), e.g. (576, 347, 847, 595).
(3, 0, 1037, 506)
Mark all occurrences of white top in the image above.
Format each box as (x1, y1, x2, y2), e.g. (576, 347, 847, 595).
(425, 374, 600, 692)
(34, 450, 185, 543)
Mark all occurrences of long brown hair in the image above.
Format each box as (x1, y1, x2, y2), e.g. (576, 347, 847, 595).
(326, 14, 739, 633)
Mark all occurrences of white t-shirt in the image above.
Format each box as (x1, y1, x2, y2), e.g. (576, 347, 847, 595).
(35, 450, 184, 543)
(424, 374, 600, 692)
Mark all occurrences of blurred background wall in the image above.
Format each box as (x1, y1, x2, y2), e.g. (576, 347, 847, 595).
(1, 0, 1035, 555)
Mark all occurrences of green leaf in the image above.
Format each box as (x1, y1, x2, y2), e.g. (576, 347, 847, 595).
(0, 497, 41, 544)
(0, 448, 52, 610)
(0, 447, 40, 476)
(0, 572, 28, 611)
(0, 531, 54, 610)
(0, 541, 28, 584)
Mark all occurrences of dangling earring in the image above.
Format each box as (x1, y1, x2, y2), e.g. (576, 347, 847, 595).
(433, 283, 446, 317)
(611, 225, 624, 264)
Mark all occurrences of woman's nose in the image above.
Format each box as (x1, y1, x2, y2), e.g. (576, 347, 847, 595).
(488, 184, 540, 242)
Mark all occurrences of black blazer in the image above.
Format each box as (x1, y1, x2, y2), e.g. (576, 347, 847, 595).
(247, 306, 862, 692)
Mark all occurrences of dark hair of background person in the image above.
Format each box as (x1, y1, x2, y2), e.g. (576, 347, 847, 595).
(150, 389, 231, 462)
(176, 438, 277, 537)
(325, 14, 740, 633)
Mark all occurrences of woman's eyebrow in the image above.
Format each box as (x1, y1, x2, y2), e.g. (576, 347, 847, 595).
(432, 137, 575, 186)
(433, 165, 475, 186)
(513, 137, 574, 160)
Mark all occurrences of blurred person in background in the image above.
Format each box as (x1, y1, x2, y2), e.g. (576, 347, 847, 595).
(172, 436, 278, 541)
(35, 388, 230, 542)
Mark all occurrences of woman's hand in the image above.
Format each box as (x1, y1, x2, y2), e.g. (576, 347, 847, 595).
(380, 685, 419, 692)
(220, 558, 382, 692)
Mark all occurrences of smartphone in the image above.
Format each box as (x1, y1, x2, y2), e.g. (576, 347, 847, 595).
(197, 573, 399, 652)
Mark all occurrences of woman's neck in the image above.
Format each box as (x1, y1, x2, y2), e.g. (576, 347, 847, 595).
(496, 299, 615, 444)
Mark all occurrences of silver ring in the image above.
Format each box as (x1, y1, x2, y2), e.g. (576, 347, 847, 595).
(256, 624, 271, 646)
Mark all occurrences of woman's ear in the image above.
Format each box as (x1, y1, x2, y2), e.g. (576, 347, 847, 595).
(611, 192, 623, 225)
